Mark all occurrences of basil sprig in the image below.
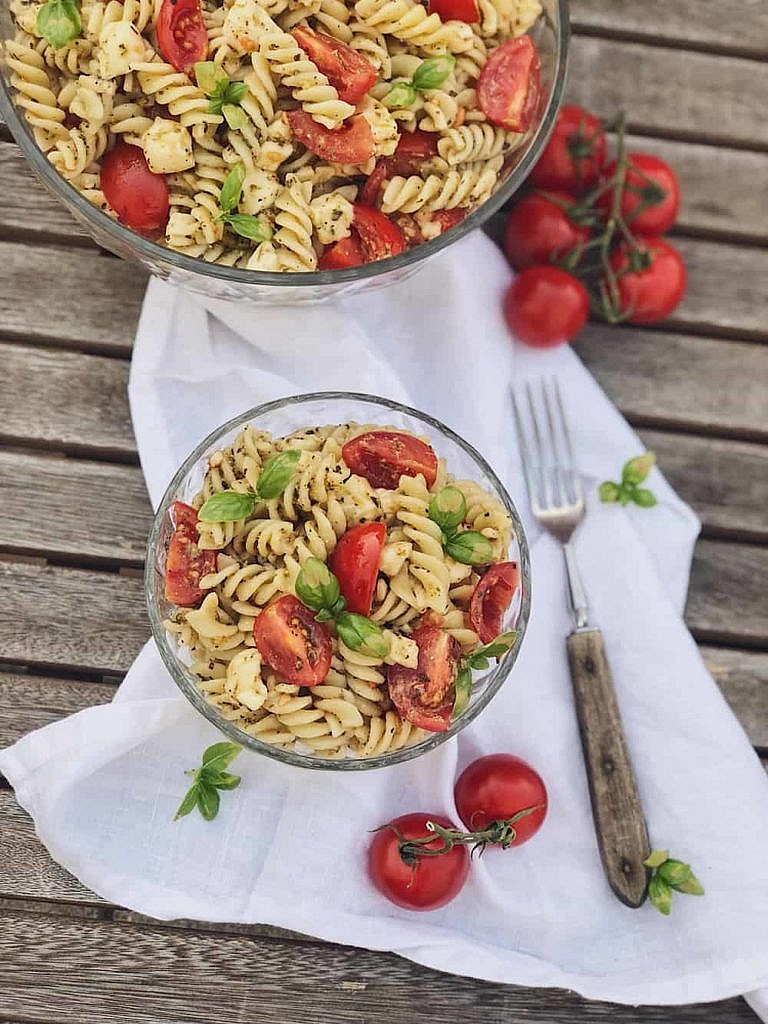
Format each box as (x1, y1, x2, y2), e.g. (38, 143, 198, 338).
(428, 486, 493, 566)
(599, 451, 657, 508)
(197, 450, 300, 522)
(296, 557, 390, 658)
(37, 0, 81, 46)
(194, 61, 248, 116)
(174, 742, 242, 822)
(644, 849, 704, 915)
(383, 54, 455, 109)
(453, 631, 516, 718)
(217, 161, 274, 242)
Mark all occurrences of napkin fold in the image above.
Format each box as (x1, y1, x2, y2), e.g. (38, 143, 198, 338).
(3, 233, 768, 1011)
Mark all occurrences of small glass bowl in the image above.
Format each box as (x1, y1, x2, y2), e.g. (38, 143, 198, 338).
(145, 393, 531, 770)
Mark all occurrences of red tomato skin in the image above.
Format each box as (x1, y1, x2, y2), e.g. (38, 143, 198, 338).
(598, 153, 680, 236)
(504, 191, 590, 270)
(428, 0, 480, 23)
(342, 431, 438, 489)
(469, 561, 520, 643)
(360, 132, 439, 206)
(368, 813, 469, 910)
(610, 237, 687, 325)
(529, 104, 606, 192)
(156, 0, 207, 74)
(292, 26, 377, 103)
(318, 234, 365, 270)
(330, 523, 386, 615)
(253, 595, 332, 687)
(287, 110, 375, 165)
(164, 501, 216, 607)
(100, 142, 169, 237)
(387, 626, 460, 732)
(454, 754, 548, 846)
(503, 266, 589, 348)
(353, 204, 406, 261)
(477, 37, 541, 132)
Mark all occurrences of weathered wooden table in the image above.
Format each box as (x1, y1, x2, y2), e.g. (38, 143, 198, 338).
(1, 1, 767, 1020)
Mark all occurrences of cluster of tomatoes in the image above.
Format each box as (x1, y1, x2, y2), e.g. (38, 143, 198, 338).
(369, 754, 547, 910)
(501, 105, 686, 348)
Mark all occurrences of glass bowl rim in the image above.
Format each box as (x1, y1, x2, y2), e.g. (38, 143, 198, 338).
(0, 0, 569, 289)
(145, 390, 532, 770)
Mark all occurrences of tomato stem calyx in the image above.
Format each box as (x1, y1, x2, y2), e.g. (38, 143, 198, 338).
(389, 806, 544, 865)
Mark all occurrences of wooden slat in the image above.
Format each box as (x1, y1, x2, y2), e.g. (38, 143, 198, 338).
(571, 0, 768, 59)
(700, 648, 768, 749)
(567, 37, 768, 150)
(687, 540, 768, 648)
(0, 144, 91, 245)
(0, 451, 150, 564)
(574, 326, 768, 442)
(0, 906, 757, 1024)
(0, 672, 116, 751)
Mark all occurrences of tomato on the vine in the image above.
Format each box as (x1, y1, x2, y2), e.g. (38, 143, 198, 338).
(454, 754, 548, 847)
(598, 153, 680, 236)
(503, 265, 589, 348)
(529, 104, 606, 192)
(610, 237, 686, 325)
(368, 813, 469, 910)
(504, 191, 590, 270)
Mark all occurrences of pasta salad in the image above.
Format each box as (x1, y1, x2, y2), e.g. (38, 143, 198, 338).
(4, 0, 542, 270)
(163, 422, 522, 758)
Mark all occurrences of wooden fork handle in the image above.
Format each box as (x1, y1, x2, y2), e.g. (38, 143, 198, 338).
(566, 628, 650, 908)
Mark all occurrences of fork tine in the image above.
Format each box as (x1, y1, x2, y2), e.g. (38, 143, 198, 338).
(525, 381, 553, 508)
(541, 378, 566, 507)
(511, 388, 538, 510)
(552, 377, 584, 504)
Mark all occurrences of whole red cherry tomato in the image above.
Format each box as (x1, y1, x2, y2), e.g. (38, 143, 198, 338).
(368, 812, 470, 910)
(504, 191, 590, 270)
(156, 0, 207, 74)
(469, 561, 520, 643)
(598, 153, 680, 236)
(477, 36, 540, 132)
(387, 625, 460, 733)
(454, 754, 548, 847)
(330, 522, 386, 615)
(342, 431, 438, 489)
(292, 26, 376, 104)
(164, 501, 217, 607)
(253, 595, 332, 686)
(503, 266, 589, 348)
(100, 142, 169, 237)
(529, 104, 606, 192)
(610, 237, 686, 325)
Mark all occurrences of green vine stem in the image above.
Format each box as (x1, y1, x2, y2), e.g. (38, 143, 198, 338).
(389, 807, 545, 865)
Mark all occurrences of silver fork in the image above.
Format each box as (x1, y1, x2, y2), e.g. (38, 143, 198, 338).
(512, 379, 650, 908)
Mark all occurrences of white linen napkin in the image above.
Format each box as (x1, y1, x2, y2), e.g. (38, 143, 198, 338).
(3, 233, 768, 1012)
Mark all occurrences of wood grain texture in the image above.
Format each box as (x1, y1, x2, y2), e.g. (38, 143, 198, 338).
(0, 907, 758, 1024)
(0, 144, 92, 245)
(687, 541, 768, 648)
(0, 451, 150, 564)
(566, 629, 650, 907)
(700, 648, 768, 750)
(0, 672, 116, 750)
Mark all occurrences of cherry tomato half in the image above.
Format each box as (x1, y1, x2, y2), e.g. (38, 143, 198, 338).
(503, 265, 589, 348)
(455, 754, 548, 846)
(342, 431, 438, 489)
(610, 237, 686, 325)
(287, 110, 375, 165)
(352, 203, 406, 262)
(469, 561, 520, 643)
(598, 153, 680, 236)
(360, 131, 439, 206)
(368, 813, 469, 910)
(164, 501, 217, 607)
(100, 141, 169, 237)
(478, 36, 541, 132)
(156, 0, 207, 74)
(330, 522, 386, 616)
(529, 104, 606, 193)
(292, 26, 377, 104)
(504, 191, 590, 270)
(428, 0, 479, 23)
(387, 625, 460, 732)
(318, 233, 365, 270)
(253, 595, 332, 687)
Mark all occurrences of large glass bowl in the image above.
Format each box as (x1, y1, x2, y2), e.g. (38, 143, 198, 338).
(0, 2, 568, 305)
(146, 393, 531, 770)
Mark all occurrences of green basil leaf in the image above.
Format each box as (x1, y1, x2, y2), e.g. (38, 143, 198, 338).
(201, 741, 242, 773)
(648, 874, 673, 915)
(598, 480, 621, 503)
(197, 490, 256, 522)
(633, 487, 657, 508)
(224, 212, 273, 242)
(174, 783, 200, 821)
(256, 449, 301, 499)
(444, 530, 494, 566)
(219, 161, 246, 215)
(412, 54, 455, 91)
(37, 0, 81, 47)
(675, 874, 705, 896)
(336, 612, 390, 658)
(428, 486, 466, 533)
(222, 103, 249, 131)
(224, 81, 247, 105)
(452, 664, 472, 719)
(468, 654, 489, 670)
(658, 859, 692, 889)
(295, 556, 341, 613)
(643, 849, 668, 869)
(622, 450, 656, 486)
(470, 630, 516, 663)
(382, 80, 417, 109)
(195, 61, 228, 96)
(203, 770, 242, 791)
(196, 782, 221, 821)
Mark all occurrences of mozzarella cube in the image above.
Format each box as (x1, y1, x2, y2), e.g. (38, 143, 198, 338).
(141, 118, 195, 174)
(97, 20, 146, 79)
